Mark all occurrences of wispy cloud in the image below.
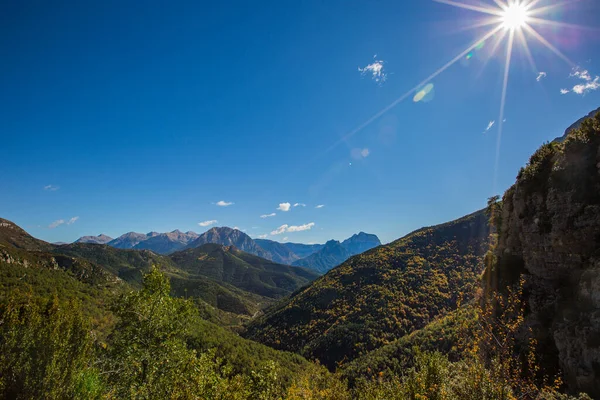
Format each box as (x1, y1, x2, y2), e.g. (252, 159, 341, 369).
(484, 120, 495, 133)
(216, 201, 234, 207)
(282, 237, 289, 242)
(260, 213, 276, 219)
(270, 225, 287, 235)
(44, 185, 59, 191)
(536, 72, 547, 82)
(48, 215, 79, 229)
(277, 203, 291, 212)
(571, 68, 592, 81)
(293, 203, 306, 207)
(198, 220, 218, 227)
(358, 56, 387, 84)
(270, 222, 315, 235)
(562, 67, 600, 96)
(257, 234, 268, 239)
(48, 219, 65, 229)
(315, 204, 325, 209)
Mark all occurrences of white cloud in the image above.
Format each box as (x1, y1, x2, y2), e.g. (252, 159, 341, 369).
(315, 204, 325, 209)
(216, 200, 234, 207)
(44, 185, 59, 191)
(260, 213, 276, 218)
(536, 72, 547, 82)
(293, 203, 306, 207)
(270, 225, 288, 235)
(277, 203, 291, 212)
(572, 78, 599, 95)
(257, 234, 268, 239)
(282, 237, 289, 242)
(484, 120, 495, 133)
(66, 216, 79, 225)
(271, 222, 315, 235)
(359, 56, 387, 84)
(564, 67, 600, 96)
(198, 220, 218, 227)
(287, 222, 315, 232)
(48, 219, 65, 229)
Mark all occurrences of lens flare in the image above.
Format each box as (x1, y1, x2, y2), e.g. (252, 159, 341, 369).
(413, 83, 435, 103)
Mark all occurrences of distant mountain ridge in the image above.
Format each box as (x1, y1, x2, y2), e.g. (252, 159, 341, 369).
(133, 230, 199, 254)
(292, 240, 351, 273)
(292, 232, 381, 273)
(74, 226, 381, 272)
(185, 227, 269, 258)
(108, 231, 161, 249)
(75, 234, 113, 245)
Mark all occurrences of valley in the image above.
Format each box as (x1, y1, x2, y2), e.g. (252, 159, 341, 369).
(2, 110, 600, 398)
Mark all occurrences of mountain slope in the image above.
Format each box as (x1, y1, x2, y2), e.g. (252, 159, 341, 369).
(170, 243, 320, 299)
(52, 243, 268, 317)
(282, 242, 325, 259)
(0, 218, 54, 252)
(186, 227, 270, 258)
(254, 239, 302, 265)
(341, 232, 381, 254)
(483, 110, 600, 397)
(340, 305, 477, 386)
(52, 243, 179, 283)
(75, 234, 113, 245)
(245, 210, 489, 369)
(292, 240, 351, 273)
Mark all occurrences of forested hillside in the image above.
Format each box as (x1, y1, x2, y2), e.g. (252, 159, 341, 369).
(245, 210, 490, 368)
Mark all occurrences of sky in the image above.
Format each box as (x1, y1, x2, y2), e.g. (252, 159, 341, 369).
(1, 0, 600, 245)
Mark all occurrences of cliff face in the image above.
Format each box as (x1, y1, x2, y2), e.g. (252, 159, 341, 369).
(485, 111, 600, 397)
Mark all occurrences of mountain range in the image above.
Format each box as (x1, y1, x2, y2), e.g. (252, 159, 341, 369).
(75, 227, 381, 273)
(0, 217, 319, 321)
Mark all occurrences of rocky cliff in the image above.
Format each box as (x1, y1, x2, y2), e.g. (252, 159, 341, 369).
(484, 110, 600, 397)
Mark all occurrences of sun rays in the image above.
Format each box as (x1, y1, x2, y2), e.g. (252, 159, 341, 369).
(435, 0, 577, 192)
(323, 0, 587, 193)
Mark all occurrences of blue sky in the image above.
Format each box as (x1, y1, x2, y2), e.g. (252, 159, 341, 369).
(1, 0, 599, 244)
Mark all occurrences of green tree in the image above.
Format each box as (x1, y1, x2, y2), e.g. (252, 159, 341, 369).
(105, 266, 205, 398)
(0, 293, 95, 400)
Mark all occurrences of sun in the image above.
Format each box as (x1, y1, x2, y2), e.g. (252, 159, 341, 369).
(501, 2, 530, 30)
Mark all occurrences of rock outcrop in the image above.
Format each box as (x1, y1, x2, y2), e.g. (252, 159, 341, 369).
(484, 110, 600, 397)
